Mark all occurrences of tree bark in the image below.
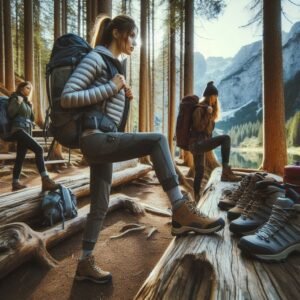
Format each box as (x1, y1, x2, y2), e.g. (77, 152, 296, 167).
(3, 0, 15, 92)
(0, 0, 5, 85)
(183, 0, 194, 167)
(139, 0, 148, 132)
(168, 0, 176, 157)
(61, 0, 67, 35)
(262, 0, 287, 175)
(77, 0, 81, 36)
(86, 0, 92, 41)
(54, 0, 61, 40)
(97, 0, 112, 17)
(24, 0, 34, 84)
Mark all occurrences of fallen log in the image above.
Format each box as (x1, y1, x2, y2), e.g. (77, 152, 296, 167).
(0, 163, 152, 225)
(0, 194, 148, 280)
(135, 168, 300, 300)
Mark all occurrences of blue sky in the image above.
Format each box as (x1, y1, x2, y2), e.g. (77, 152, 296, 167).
(195, 0, 300, 58)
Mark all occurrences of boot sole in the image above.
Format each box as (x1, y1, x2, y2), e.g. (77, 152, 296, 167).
(75, 274, 112, 284)
(171, 224, 224, 236)
(239, 243, 300, 262)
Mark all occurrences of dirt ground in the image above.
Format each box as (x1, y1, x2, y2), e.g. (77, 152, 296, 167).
(0, 161, 182, 300)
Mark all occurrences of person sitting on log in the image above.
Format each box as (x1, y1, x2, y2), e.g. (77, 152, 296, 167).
(189, 81, 241, 202)
(60, 14, 225, 285)
(8, 81, 59, 192)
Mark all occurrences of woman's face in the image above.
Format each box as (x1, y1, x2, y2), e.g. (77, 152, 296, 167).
(21, 85, 32, 97)
(121, 29, 137, 56)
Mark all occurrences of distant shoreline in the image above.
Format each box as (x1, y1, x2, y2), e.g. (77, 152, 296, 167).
(232, 147, 300, 156)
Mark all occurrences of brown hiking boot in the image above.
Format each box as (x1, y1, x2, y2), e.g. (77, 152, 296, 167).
(12, 181, 28, 191)
(172, 197, 225, 235)
(227, 173, 267, 220)
(218, 175, 252, 210)
(221, 166, 241, 182)
(75, 255, 112, 284)
(42, 176, 60, 191)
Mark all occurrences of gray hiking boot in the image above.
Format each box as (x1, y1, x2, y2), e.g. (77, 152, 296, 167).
(218, 174, 253, 211)
(75, 255, 112, 284)
(227, 173, 269, 220)
(238, 192, 300, 261)
(229, 182, 285, 235)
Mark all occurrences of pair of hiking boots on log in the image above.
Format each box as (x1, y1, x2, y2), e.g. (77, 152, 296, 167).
(219, 172, 300, 261)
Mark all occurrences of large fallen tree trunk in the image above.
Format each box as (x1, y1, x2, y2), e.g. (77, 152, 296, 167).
(0, 193, 155, 280)
(135, 168, 300, 300)
(0, 163, 152, 225)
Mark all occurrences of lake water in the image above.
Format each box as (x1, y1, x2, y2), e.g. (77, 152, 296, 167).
(214, 148, 300, 169)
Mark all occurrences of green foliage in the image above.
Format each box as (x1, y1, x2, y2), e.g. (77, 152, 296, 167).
(228, 120, 262, 147)
(286, 111, 300, 146)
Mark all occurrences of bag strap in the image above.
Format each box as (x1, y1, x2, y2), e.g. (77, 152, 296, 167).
(59, 184, 73, 218)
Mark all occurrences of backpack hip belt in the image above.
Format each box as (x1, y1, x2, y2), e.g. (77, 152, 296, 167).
(82, 113, 117, 133)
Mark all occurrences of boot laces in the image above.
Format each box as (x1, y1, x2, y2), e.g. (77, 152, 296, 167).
(256, 206, 295, 241)
(228, 176, 251, 202)
(87, 256, 103, 273)
(242, 189, 266, 219)
(186, 200, 208, 218)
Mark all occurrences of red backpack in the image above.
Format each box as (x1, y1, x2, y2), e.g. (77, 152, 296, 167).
(175, 95, 199, 150)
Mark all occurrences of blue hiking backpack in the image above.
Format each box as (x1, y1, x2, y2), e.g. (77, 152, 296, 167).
(41, 184, 78, 229)
(0, 96, 12, 141)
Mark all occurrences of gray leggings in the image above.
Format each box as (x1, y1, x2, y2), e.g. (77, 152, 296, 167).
(80, 132, 179, 251)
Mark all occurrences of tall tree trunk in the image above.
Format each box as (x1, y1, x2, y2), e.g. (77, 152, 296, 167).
(15, 0, 20, 75)
(162, 39, 166, 135)
(147, 1, 152, 132)
(151, 0, 155, 131)
(0, 0, 5, 85)
(33, 0, 44, 127)
(183, 0, 194, 167)
(262, 0, 287, 175)
(179, 0, 184, 100)
(121, 0, 126, 14)
(61, 0, 67, 35)
(139, 0, 148, 132)
(168, 0, 176, 157)
(3, 0, 15, 92)
(78, 0, 81, 36)
(54, 0, 61, 40)
(97, 0, 112, 17)
(86, 0, 92, 41)
(24, 0, 34, 83)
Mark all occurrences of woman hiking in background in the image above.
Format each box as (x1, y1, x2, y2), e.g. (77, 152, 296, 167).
(189, 81, 240, 202)
(8, 81, 59, 192)
(61, 15, 225, 285)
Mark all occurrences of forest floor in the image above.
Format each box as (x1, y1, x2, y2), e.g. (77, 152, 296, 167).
(0, 160, 195, 300)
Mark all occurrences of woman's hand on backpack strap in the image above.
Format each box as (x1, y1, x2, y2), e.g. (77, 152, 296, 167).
(112, 74, 126, 91)
(124, 85, 133, 100)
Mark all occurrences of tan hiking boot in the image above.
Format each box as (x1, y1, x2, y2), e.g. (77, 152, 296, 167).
(227, 173, 267, 220)
(218, 175, 252, 210)
(221, 165, 241, 182)
(75, 255, 112, 284)
(12, 181, 28, 191)
(42, 176, 60, 191)
(172, 197, 225, 236)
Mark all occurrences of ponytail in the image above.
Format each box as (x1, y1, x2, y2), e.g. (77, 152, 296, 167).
(90, 14, 137, 48)
(90, 15, 111, 48)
